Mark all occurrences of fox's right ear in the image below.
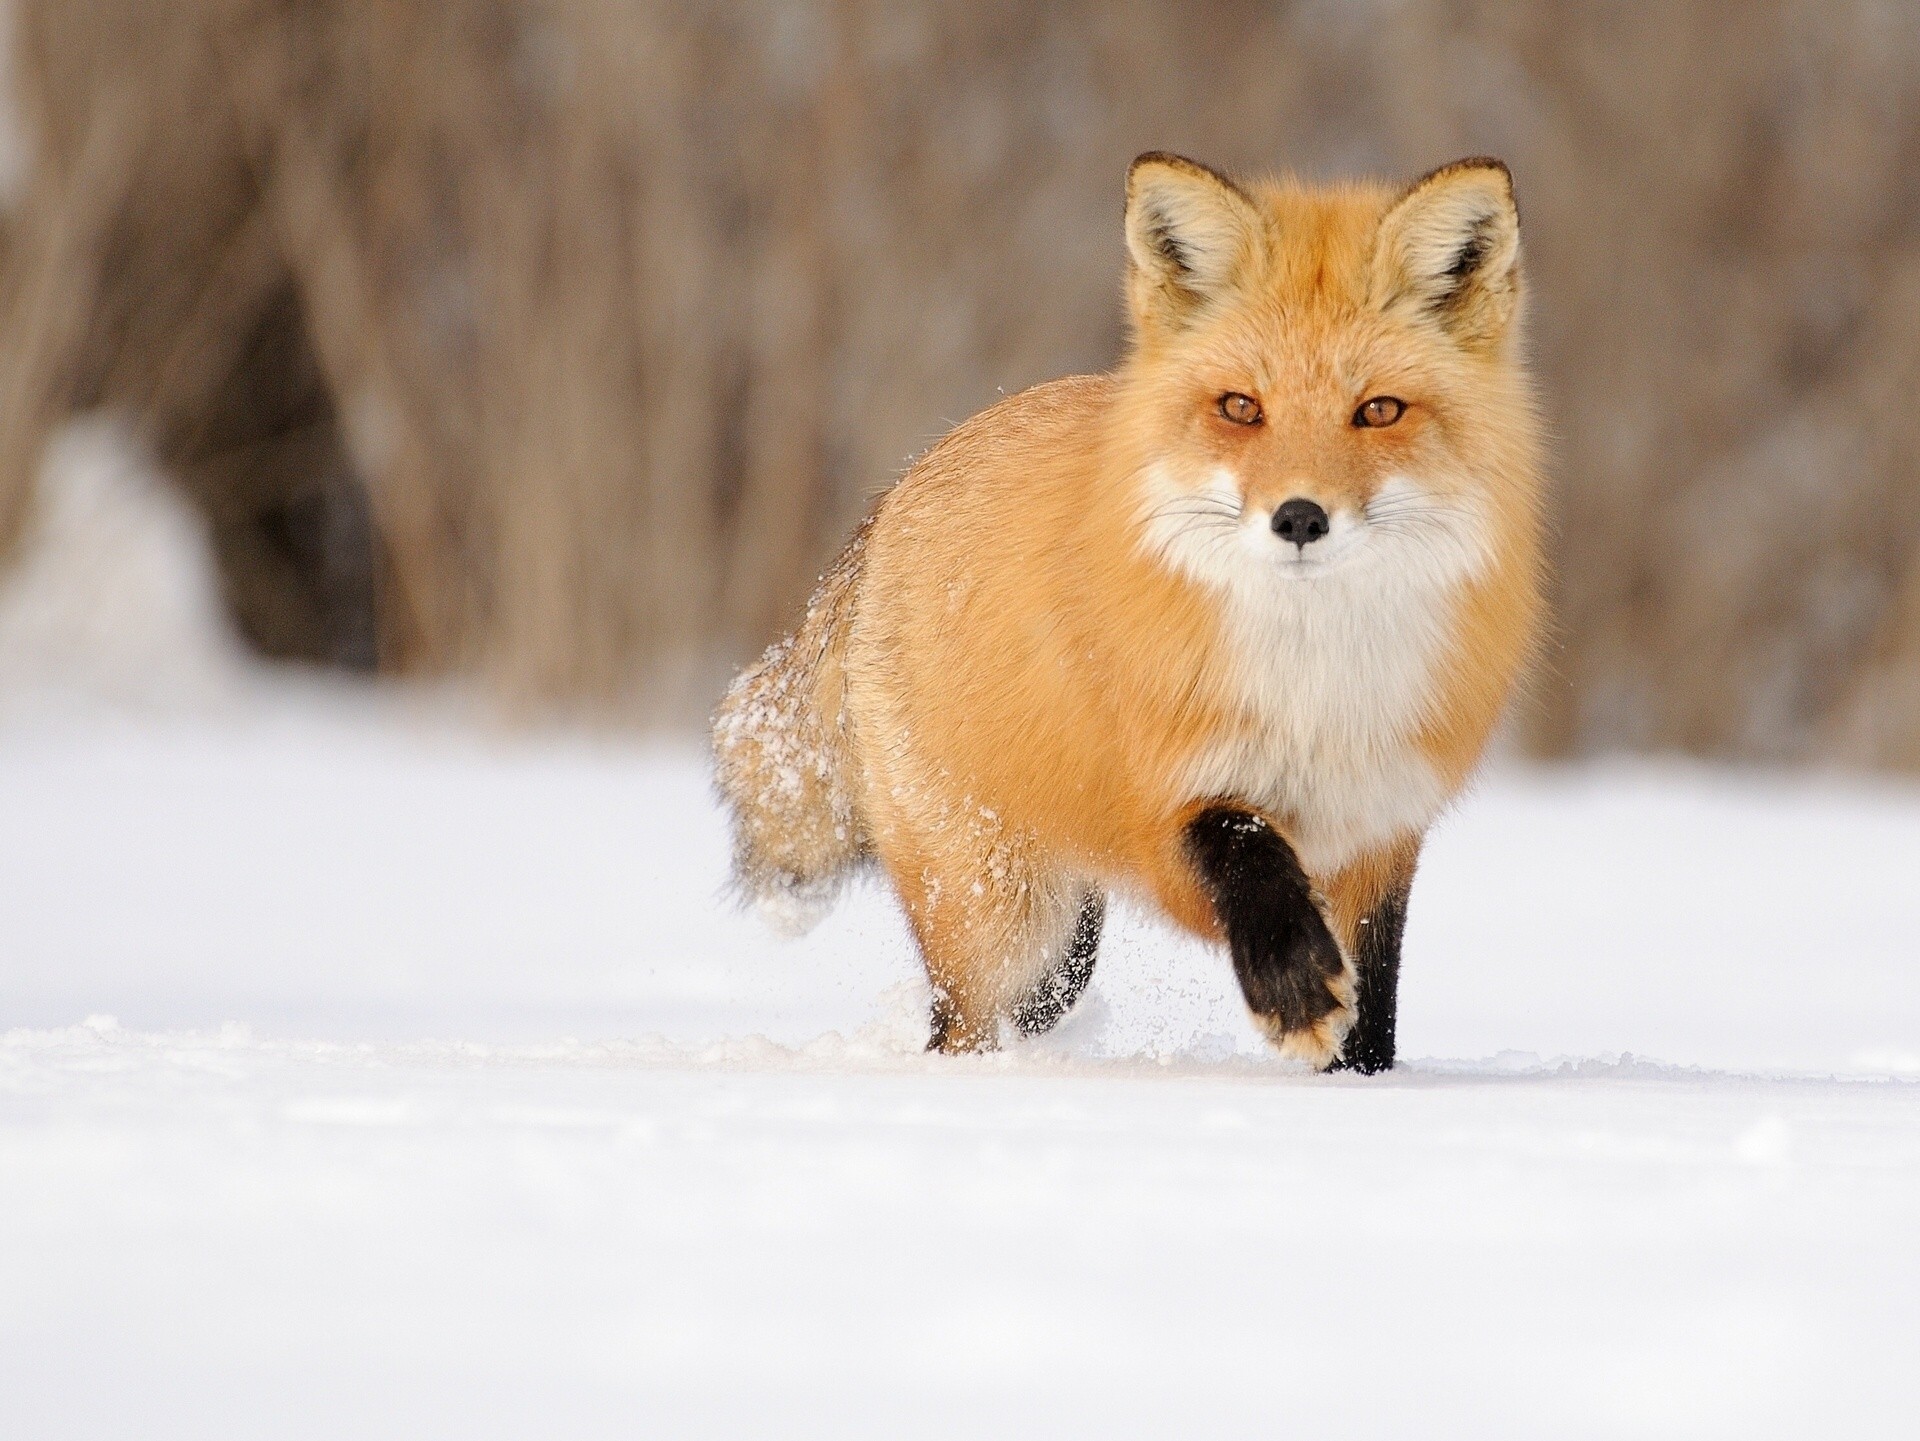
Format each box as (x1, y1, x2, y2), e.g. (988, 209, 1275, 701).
(1124, 152, 1262, 330)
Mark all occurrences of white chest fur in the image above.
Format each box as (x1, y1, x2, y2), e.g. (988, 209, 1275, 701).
(1142, 468, 1489, 877)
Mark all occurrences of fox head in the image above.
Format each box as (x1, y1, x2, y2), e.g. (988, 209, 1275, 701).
(1115, 152, 1537, 593)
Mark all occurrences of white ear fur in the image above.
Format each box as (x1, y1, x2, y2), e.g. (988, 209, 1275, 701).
(1124, 152, 1262, 318)
(1371, 158, 1522, 348)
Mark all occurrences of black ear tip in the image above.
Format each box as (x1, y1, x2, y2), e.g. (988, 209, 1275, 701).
(1130, 149, 1204, 176)
(1127, 150, 1243, 196)
(1418, 155, 1515, 196)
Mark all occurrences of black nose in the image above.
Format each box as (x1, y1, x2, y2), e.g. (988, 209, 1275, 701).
(1272, 498, 1330, 547)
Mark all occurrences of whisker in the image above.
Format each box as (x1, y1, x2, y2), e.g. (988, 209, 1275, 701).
(1144, 510, 1240, 568)
(1366, 497, 1469, 521)
(1151, 507, 1239, 524)
(1148, 497, 1243, 523)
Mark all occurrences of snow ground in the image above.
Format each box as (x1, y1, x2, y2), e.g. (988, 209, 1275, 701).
(3, 432, 1918, 1438)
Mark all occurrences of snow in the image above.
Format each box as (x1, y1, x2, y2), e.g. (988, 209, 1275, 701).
(3, 432, 1918, 1437)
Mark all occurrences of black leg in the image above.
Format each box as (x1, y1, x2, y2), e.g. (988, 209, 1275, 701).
(1183, 807, 1347, 1050)
(926, 991, 956, 1052)
(1328, 884, 1409, 1074)
(1011, 891, 1105, 1036)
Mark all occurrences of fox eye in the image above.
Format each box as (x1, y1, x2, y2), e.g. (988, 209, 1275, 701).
(1219, 392, 1263, 425)
(1354, 396, 1406, 428)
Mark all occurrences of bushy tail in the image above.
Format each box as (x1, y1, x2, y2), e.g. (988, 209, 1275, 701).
(711, 519, 871, 934)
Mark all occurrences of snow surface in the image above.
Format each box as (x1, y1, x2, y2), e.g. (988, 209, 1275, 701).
(3, 431, 1918, 1438)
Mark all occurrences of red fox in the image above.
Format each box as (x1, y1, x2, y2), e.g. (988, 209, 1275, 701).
(713, 153, 1544, 1071)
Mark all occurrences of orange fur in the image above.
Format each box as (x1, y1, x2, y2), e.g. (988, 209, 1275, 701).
(715, 154, 1545, 1062)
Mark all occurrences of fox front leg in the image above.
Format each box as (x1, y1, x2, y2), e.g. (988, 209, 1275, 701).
(1317, 837, 1420, 1074)
(1327, 883, 1410, 1074)
(1183, 806, 1355, 1069)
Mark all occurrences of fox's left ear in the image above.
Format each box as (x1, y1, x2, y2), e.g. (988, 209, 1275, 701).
(1370, 158, 1521, 351)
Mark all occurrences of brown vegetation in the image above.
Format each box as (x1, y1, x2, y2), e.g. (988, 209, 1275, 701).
(1, 1, 1918, 758)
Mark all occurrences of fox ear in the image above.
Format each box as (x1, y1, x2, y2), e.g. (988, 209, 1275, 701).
(1125, 152, 1262, 327)
(1371, 158, 1521, 350)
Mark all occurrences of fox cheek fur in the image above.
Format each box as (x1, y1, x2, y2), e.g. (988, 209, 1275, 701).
(713, 152, 1545, 1070)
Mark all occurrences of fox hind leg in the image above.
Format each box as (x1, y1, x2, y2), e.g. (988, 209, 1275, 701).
(893, 841, 1095, 1054)
(1010, 890, 1105, 1037)
(1183, 806, 1354, 1069)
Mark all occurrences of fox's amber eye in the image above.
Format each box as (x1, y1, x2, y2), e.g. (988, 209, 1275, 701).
(1219, 392, 1262, 425)
(1354, 396, 1406, 428)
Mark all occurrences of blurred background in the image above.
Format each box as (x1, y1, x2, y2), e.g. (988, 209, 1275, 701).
(7, 11, 1920, 1435)
(3, 0, 1918, 762)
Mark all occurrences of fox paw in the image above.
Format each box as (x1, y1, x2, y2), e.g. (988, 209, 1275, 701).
(1252, 960, 1356, 1070)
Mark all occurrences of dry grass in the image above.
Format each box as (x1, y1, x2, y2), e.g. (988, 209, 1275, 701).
(2, 0, 1919, 757)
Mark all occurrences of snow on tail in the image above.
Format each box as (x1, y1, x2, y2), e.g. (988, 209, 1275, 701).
(711, 517, 871, 934)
